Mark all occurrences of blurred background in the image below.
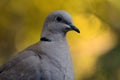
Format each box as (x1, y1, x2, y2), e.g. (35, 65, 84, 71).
(0, 0, 120, 80)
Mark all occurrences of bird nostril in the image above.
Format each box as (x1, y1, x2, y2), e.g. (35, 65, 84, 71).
(65, 26, 71, 31)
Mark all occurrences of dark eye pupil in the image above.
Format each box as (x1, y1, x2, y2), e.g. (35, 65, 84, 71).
(56, 17, 62, 22)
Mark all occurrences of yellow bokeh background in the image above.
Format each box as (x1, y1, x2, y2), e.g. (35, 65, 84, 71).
(0, 0, 120, 80)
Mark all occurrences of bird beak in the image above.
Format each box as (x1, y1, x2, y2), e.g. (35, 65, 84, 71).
(69, 24, 80, 33)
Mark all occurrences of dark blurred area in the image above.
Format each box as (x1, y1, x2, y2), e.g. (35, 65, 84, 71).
(0, 0, 42, 63)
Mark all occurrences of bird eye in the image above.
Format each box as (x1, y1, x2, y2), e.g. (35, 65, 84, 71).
(55, 16, 63, 22)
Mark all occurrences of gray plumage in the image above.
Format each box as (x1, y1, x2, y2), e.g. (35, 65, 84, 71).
(0, 10, 80, 80)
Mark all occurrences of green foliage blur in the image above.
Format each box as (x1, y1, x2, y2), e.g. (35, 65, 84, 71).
(0, 0, 120, 80)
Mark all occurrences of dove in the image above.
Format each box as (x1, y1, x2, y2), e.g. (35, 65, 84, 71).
(0, 10, 80, 80)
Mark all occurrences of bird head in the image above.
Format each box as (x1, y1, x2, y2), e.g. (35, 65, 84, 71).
(41, 10, 80, 41)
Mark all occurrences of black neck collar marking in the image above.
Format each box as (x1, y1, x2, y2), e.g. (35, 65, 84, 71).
(40, 37, 51, 42)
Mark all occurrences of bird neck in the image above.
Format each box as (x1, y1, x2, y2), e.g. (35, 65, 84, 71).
(39, 39, 71, 65)
(41, 32, 66, 42)
(39, 40, 74, 79)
